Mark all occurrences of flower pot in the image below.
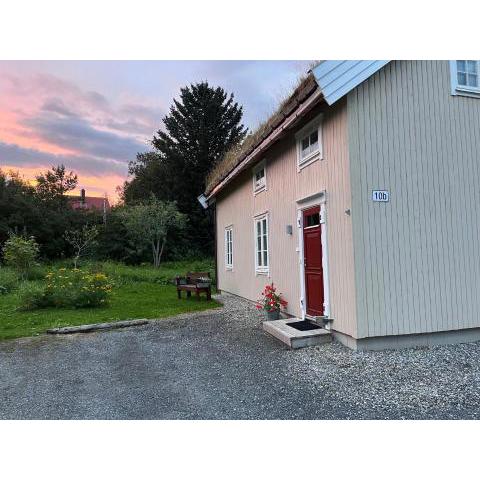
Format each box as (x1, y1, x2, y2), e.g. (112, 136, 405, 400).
(266, 309, 280, 321)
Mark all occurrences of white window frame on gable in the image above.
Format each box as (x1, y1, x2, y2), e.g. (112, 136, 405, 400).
(295, 114, 323, 171)
(225, 226, 233, 270)
(254, 213, 269, 275)
(252, 160, 267, 194)
(450, 60, 480, 98)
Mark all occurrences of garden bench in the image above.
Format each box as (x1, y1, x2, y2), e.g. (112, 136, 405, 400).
(176, 272, 212, 301)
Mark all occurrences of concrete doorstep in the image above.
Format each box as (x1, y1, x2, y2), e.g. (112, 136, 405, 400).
(263, 318, 332, 349)
(47, 319, 149, 334)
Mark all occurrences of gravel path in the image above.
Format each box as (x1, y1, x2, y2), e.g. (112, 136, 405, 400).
(1, 294, 480, 419)
(286, 342, 480, 419)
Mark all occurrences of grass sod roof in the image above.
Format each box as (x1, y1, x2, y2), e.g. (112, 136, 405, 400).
(205, 73, 320, 196)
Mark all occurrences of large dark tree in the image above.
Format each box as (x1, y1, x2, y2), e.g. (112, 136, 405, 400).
(122, 82, 247, 256)
(0, 171, 37, 245)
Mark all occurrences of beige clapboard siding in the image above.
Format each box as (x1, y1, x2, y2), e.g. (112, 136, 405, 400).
(348, 60, 480, 338)
(216, 100, 357, 337)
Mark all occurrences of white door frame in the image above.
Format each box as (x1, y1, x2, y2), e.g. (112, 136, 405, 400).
(296, 190, 330, 322)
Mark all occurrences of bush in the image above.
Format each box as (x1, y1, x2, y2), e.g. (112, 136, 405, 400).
(19, 268, 113, 310)
(2, 234, 39, 280)
(18, 282, 51, 310)
(24, 265, 49, 281)
(0, 268, 18, 294)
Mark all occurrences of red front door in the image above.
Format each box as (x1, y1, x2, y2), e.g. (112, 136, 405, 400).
(303, 206, 324, 317)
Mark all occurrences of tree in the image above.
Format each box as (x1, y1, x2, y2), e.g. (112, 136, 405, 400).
(95, 207, 137, 263)
(122, 82, 247, 255)
(2, 233, 39, 280)
(0, 168, 101, 260)
(0, 170, 36, 245)
(118, 196, 186, 268)
(36, 164, 78, 202)
(64, 224, 99, 268)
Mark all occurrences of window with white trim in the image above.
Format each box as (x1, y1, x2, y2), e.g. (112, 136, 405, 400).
(254, 214, 269, 273)
(252, 160, 266, 194)
(225, 226, 233, 270)
(301, 130, 319, 159)
(451, 60, 480, 97)
(295, 115, 323, 169)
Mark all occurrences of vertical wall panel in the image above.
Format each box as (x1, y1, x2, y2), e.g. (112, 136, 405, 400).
(348, 60, 480, 337)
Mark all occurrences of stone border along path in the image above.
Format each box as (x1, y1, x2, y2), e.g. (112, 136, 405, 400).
(46, 302, 224, 334)
(47, 319, 150, 334)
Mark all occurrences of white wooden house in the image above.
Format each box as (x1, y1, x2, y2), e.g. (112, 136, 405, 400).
(203, 61, 480, 350)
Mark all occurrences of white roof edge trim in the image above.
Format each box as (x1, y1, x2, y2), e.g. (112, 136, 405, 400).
(313, 60, 391, 105)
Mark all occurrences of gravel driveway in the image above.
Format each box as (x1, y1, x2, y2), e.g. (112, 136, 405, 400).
(1, 294, 480, 419)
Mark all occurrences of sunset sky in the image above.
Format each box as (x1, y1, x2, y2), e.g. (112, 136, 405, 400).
(0, 61, 311, 203)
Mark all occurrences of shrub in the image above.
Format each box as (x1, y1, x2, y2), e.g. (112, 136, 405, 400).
(2, 234, 39, 280)
(19, 268, 113, 310)
(18, 282, 51, 310)
(24, 265, 49, 281)
(0, 268, 18, 294)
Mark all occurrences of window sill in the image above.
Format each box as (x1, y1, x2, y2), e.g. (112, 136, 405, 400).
(453, 85, 480, 98)
(255, 269, 269, 276)
(254, 185, 266, 195)
(298, 151, 321, 171)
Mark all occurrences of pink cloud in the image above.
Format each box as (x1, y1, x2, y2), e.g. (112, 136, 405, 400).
(0, 69, 165, 201)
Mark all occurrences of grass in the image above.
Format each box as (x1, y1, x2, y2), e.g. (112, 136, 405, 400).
(99, 259, 216, 286)
(0, 259, 220, 341)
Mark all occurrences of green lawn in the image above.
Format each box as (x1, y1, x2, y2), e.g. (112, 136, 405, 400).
(0, 260, 220, 341)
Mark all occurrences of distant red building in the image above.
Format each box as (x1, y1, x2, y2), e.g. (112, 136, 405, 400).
(69, 189, 111, 213)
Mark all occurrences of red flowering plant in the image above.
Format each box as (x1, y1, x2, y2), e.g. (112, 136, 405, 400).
(256, 283, 288, 312)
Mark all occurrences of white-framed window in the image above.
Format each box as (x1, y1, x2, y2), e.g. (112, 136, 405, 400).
(225, 226, 233, 270)
(254, 213, 269, 274)
(295, 114, 323, 170)
(252, 160, 267, 194)
(450, 60, 480, 98)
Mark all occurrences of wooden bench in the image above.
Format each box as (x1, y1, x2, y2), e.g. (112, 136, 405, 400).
(176, 272, 212, 301)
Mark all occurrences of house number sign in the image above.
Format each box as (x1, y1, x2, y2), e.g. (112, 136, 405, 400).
(372, 190, 389, 202)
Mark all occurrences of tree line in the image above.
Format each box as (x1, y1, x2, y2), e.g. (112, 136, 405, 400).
(0, 81, 247, 267)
